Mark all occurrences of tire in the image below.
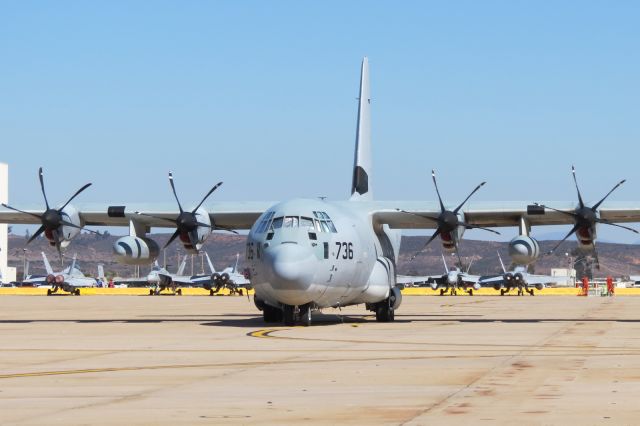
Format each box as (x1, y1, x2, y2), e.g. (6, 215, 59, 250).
(149, 289, 154, 296)
(74, 289, 80, 296)
(500, 289, 506, 296)
(176, 289, 182, 296)
(299, 304, 312, 327)
(375, 298, 393, 322)
(283, 305, 295, 326)
(210, 289, 214, 296)
(439, 289, 444, 296)
(47, 289, 52, 296)
(263, 305, 280, 323)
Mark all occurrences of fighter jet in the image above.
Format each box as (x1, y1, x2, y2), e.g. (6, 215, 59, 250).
(205, 252, 252, 296)
(426, 254, 482, 296)
(480, 250, 561, 296)
(38, 252, 97, 295)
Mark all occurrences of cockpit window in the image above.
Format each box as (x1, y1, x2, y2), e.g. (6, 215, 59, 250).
(284, 216, 299, 228)
(256, 211, 275, 233)
(300, 217, 314, 230)
(313, 211, 338, 233)
(271, 217, 283, 229)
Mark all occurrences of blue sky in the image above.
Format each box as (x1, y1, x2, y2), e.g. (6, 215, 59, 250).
(1, 1, 640, 241)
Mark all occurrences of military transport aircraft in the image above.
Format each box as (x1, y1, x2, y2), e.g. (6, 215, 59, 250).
(2, 58, 640, 325)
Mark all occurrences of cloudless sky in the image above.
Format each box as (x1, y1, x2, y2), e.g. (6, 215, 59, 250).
(1, 1, 640, 241)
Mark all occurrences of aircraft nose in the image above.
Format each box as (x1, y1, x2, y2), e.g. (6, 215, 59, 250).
(266, 243, 315, 293)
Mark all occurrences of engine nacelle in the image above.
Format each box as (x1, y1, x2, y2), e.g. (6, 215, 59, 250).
(113, 236, 160, 265)
(179, 207, 212, 253)
(513, 272, 524, 284)
(44, 205, 82, 249)
(440, 217, 466, 251)
(509, 235, 540, 266)
(535, 283, 545, 291)
(576, 226, 596, 250)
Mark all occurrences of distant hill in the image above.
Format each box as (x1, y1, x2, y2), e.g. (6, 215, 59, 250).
(7, 233, 640, 280)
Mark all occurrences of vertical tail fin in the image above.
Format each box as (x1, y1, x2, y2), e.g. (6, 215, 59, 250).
(497, 251, 507, 273)
(233, 253, 240, 274)
(350, 57, 372, 201)
(204, 252, 216, 273)
(441, 254, 449, 274)
(176, 255, 187, 275)
(97, 264, 105, 281)
(41, 252, 53, 275)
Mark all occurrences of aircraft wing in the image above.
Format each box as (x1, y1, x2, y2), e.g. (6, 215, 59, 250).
(458, 273, 481, 284)
(229, 274, 251, 287)
(396, 274, 440, 285)
(478, 275, 506, 286)
(369, 201, 640, 228)
(0, 201, 274, 229)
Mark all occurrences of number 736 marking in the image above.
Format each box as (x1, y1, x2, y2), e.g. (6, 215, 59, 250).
(335, 242, 354, 259)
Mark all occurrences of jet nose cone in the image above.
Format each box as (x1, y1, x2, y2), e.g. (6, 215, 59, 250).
(266, 243, 316, 292)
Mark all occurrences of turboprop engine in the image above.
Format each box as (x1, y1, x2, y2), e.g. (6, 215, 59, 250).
(113, 236, 160, 265)
(1, 167, 95, 259)
(508, 235, 540, 266)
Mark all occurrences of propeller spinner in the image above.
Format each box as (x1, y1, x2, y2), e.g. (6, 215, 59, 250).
(1, 167, 93, 260)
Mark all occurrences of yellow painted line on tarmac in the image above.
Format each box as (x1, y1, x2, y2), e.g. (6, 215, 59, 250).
(247, 328, 285, 338)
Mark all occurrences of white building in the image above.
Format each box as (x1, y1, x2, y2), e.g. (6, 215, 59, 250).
(0, 163, 17, 283)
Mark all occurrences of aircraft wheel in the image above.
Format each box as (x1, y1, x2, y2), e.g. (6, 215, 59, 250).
(149, 289, 154, 296)
(238, 289, 244, 296)
(299, 304, 312, 327)
(468, 289, 473, 296)
(282, 305, 295, 326)
(375, 298, 393, 322)
(176, 289, 182, 296)
(263, 305, 279, 323)
(209, 289, 214, 296)
(74, 289, 80, 296)
(47, 289, 52, 296)
(528, 289, 534, 296)
(500, 289, 506, 296)
(439, 289, 444, 296)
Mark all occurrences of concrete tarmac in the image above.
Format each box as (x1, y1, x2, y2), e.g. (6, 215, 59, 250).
(1, 296, 640, 425)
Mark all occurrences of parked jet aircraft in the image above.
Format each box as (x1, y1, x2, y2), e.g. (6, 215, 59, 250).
(2, 58, 640, 325)
(120, 257, 212, 295)
(480, 250, 561, 296)
(206, 253, 252, 296)
(39, 252, 97, 295)
(426, 254, 481, 296)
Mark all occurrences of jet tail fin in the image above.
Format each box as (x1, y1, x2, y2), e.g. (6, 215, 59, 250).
(233, 253, 240, 274)
(97, 264, 105, 280)
(441, 254, 449, 274)
(497, 251, 507, 273)
(176, 256, 187, 275)
(350, 57, 373, 201)
(41, 252, 53, 275)
(204, 252, 216, 273)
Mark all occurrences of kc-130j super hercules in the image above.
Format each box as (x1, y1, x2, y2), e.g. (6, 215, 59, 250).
(2, 58, 640, 325)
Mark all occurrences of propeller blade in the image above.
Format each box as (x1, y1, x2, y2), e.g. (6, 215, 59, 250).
(213, 224, 239, 235)
(1, 203, 43, 221)
(26, 225, 46, 245)
(164, 229, 181, 249)
(409, 228, 442, 261)
(38, 167, 50, 210)
(51, 228, 63, 265)
(571, 165, 585, 209)
(453, 181, 486, 214)
(192, 182, 223, 213)
(431, 170, 445, 213)
(459, 221, 501, 235)
(592, 179, 626, 211)
(534, 203, 578, 218)
(134, 211, 176, 225)
(395, 208, 439, 222)
(596, 218, 639, 234)
(188, 229, 200, 250)
(58, 183, 92, 212)
(168, 172, 184, 213)
(546, 223, 581, 255)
